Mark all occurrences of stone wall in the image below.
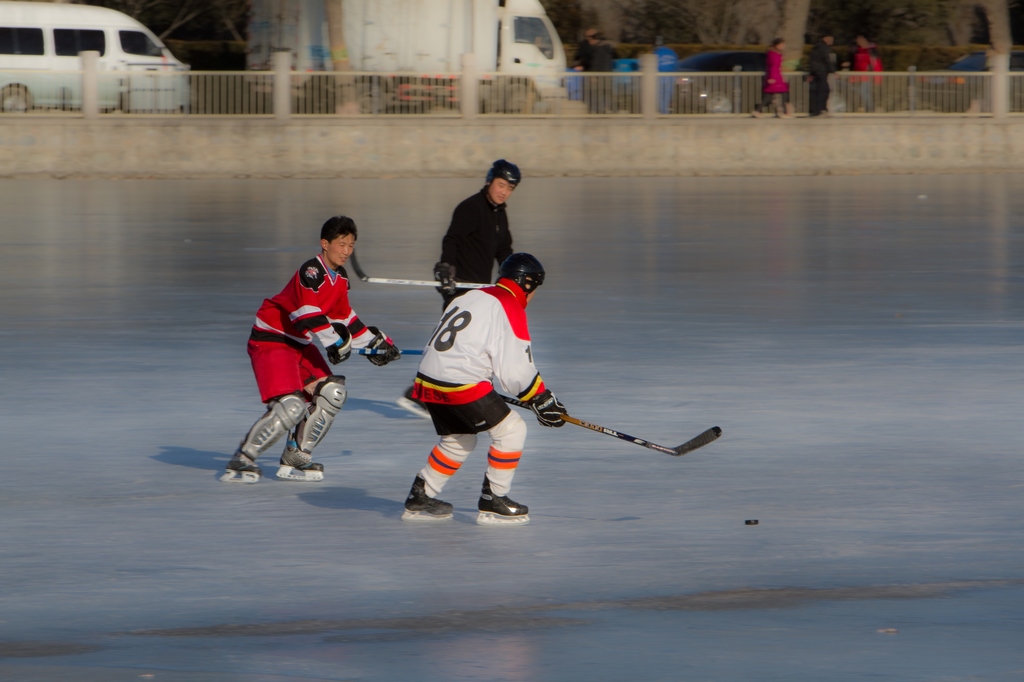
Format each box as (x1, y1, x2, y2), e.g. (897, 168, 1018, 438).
(1, 116, 1022, 178)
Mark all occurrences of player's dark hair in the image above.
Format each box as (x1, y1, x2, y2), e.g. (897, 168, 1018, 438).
(321, 215, 358, 242)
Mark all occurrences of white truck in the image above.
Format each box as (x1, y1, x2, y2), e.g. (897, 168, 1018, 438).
(0, 1, 187, 113)
(247, 0, 567, 113)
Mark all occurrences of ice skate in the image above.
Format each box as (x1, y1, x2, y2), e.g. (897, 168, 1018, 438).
(396, 386, 430, 420)
(476, 476, 529, 526)
(275, 444, 325, 482)
(401, 475, 453, 522)
(220, 452, 263, 483)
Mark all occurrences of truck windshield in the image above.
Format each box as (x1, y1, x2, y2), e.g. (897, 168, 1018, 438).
(120, 30, 163, 57)
(514, 17, 553, 59)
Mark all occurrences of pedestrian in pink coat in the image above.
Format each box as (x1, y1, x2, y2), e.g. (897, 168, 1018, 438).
(753, 38, 792, 118)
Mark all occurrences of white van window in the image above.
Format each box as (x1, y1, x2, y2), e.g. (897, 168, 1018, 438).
(120, 30, 162, 57)
(54, 28, 106, 57)
(0, 27, 45, 55)
(513, 17, 553, 59)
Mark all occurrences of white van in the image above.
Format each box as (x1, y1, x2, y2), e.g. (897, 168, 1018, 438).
(0, 1, 188, 113)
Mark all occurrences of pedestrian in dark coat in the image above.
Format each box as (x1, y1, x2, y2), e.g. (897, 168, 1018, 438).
(808, 32, 837, 116)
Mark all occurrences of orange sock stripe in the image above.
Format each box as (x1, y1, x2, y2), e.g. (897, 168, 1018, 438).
(428, 447, 462, 475)
(487, 447, 521, 470)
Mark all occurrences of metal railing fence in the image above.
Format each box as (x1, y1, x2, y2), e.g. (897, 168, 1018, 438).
(830, 70, 992, 114)
(1, 65, 1015, 117)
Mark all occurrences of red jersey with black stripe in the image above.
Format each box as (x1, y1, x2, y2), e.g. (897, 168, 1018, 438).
(249, 254, 374, 350)
(412, 278, 546, 405)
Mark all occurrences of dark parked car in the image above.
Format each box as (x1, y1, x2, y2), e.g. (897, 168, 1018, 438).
(916, 51, 1024, 112)
(672, 51, 767, 113)
(946, 50, 1024, 71)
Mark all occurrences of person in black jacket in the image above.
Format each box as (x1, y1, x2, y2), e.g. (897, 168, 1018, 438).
(396, 160, 522, 418)
(574, 31, 617, 113)
(433, 159, 520, 306)
(808, 32, 837, 116)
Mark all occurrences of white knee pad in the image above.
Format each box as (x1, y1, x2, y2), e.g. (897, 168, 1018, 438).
(238, 393, 306, 460)
(294, 375, 347, 453)
(488, 410, 527, 453)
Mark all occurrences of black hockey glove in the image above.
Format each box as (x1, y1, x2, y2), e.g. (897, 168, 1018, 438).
(434, 261, 457, 296)
(529, 389, 566, 428)
(364, 326, 401, 366)
(326, 323, 352, 364)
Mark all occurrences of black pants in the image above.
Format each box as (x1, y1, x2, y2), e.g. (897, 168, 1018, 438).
(809, 75, 830, 116)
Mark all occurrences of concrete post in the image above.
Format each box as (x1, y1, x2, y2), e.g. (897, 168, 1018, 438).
(991, 52, 1009, 119)
(272, 51, 291, 120)
(640, 52, 657, 120)
(461, 53, 478, 119)
(80, 50, 99, 120)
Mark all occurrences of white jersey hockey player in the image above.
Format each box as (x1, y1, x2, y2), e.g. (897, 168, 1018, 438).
(401, 253, 568, 525)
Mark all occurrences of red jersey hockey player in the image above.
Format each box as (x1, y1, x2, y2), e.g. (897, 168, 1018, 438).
(222, 216, 401, 484)
(401, 253, 567, 525)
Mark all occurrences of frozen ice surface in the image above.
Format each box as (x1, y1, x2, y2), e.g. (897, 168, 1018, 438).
(0, 176, 1022, 681)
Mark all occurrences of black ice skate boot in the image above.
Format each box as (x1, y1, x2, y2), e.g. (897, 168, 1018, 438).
(220, 452, 263, 484)
(477, 475, 530, 526)
(276, 445, 325, 482)
(401, 475, 453, 522)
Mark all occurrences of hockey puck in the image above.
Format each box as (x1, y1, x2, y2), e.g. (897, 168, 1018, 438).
(745, 519, 759, 525)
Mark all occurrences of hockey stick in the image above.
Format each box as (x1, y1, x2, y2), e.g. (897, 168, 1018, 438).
(348, 251, 488, 289)
(503, 396, 721, 457)
(356, 348, 423, 356)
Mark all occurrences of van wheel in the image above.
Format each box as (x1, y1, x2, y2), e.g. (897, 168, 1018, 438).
(1, 85, 32, 113)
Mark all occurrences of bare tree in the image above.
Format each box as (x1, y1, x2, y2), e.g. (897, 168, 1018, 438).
(977, 0, 1012, 52)
(947, 0, 981, 45)
(83, 0, 248, 41)
(617, 0, 785, 44)
(90, 0, 163, 20)
(779, 0, 811, 68)
(213, 0, 247, 43)
(324, 0, 349, 71)
(733, 0, 783, 44)
(579, 0, 625, 40)
(157, 0, 214, 40)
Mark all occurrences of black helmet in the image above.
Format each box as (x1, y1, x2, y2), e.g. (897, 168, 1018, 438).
(498, 253, 545, 293)
(486, 159, 521, 186)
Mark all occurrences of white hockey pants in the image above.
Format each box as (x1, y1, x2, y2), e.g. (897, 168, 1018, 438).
(419, 410, 527, 498)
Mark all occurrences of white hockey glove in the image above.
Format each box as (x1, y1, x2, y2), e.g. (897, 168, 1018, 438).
(529, 389, 566, 428)
(364, 326, 400, 366)
(326, 323, 352, 364)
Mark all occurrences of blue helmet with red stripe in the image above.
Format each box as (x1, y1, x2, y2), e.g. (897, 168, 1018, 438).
(499, 253, 545, 293)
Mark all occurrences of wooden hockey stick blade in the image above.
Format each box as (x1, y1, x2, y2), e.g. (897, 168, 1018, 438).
(356, 348, 423, 356)
(673, 426, 722, 456)
(348, 251, 486, 289)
